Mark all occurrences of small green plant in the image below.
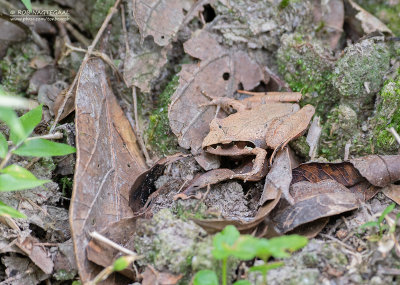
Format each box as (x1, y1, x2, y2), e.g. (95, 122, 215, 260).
(0, 104, 76, 218)
(193, 225, 308, 285)
(360, 203, 400, 241)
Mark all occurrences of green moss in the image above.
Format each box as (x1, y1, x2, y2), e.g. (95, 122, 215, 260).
(332, 39, 390, 114)
(277, 34, 336, 117)
(145, 75, 179, 156)
(289, 136, 310, 159)
(133, 209, 216, 282)
(370, 75, 400, 154)
(90, 0, 114, 35)
(319, 105, 359, 160)
(0, 42, 39, 94)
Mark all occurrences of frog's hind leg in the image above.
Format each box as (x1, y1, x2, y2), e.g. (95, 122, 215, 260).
(233, 147, 268, 182)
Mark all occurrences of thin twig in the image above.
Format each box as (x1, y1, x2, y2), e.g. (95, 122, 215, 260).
(50, 0, 122, 132)
(89, 231, 138, 257)
(131, 88, 152, 166)
(7, 132, 64, 145)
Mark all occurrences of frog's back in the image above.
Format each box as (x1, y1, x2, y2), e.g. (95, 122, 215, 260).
(202, 103, 299, 148)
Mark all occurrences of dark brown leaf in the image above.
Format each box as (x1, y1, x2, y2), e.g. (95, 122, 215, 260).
(270, 188, 359, 234)
(292, 162, 364, 187)
(70, 59, 147, 283)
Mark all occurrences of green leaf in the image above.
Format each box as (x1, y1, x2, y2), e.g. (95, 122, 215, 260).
(230, 235, 258, 260)
(0, 107, 24, 143)
(378, 203, 395, 224)
(113, 256, 130, 271)
(10, 104, 42, 144)
(212, 225, 240, 259)
(21, 0, 32, 11)
(233, 280, 252, 285)
(360, 221, 379, 229)
(261, 235, 308, 259)
(0, 201, 26, 218)
(13, 139, 76, 157)
(0, 133, 7, 158)
(193, 270, 219, 285)
(0, 164, 50, 191)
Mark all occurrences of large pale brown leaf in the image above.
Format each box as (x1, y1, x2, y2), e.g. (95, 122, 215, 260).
(168, 30, 265, 169)
(70, 59, 147, 283)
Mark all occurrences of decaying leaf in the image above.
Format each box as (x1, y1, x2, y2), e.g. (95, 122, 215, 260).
(141, 266, 183, 285)
(133, 0, 196, 46)
(87, 218, 138, 281)
(15, 235, 54, 275)
(70, 58, 147, 283)
(168, 30, 265, 169)
(344, 0, 393, 37)
(123, 44, 168, 93)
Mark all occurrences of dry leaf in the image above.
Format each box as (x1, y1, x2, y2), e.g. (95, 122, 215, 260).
(142, 266, 183, 285)
(87, 218, 138, 281)
(15, 236, 54, 275)
(168, 30, 264, 169)
(70, 58, 147, 283)
(350, 155, 400, 187)
(260, 148, 292, 206)
(344, 0, 392, 37)
(270, 188, 359, 234)
(132, 0, 195, 46)
(382, 184, 400, 205)
(53, 88, 74, 121)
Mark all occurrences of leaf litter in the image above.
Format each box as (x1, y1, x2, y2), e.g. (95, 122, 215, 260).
(1, 0, 400, 284)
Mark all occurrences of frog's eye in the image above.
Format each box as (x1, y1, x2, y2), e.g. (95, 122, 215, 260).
(222, 72, 230, 81)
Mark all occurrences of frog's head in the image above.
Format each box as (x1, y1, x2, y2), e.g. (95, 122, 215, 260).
(202, 118, 234, 149)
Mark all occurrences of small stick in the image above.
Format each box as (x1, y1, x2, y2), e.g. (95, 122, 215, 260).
(64, 22, 91, 47)
(89, 231, 139, 257)
(50, 0, 122, 133)
(389, 127, 400, 145)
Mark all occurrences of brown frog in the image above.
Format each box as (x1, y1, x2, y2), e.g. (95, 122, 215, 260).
(201, 91, 315, 181)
